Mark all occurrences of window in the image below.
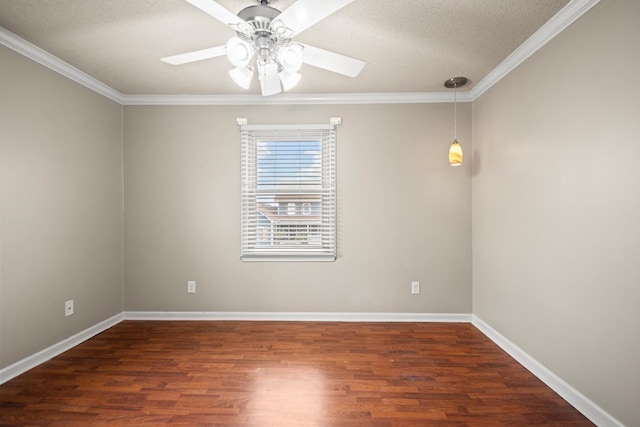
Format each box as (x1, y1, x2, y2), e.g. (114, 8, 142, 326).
(240, 123, 337, 261)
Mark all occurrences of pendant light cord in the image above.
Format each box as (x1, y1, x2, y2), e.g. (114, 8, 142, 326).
(454, 83, 457, 140)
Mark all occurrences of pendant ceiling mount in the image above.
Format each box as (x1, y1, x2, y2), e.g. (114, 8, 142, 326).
(444, 77, 468, 89)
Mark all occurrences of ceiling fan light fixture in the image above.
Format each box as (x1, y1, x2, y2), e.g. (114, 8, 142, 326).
(229, 66, 254, 89)
(226, 37, 254, 68)
(277, 43, 304, 73)
(163, 0, 366, 97)
(279, 71, 301, 91)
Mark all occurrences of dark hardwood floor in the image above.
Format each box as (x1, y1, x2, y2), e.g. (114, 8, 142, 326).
(0, 321, 593, 426)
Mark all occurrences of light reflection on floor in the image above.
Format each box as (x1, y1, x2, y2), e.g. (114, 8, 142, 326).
(248, 365, 326, 426)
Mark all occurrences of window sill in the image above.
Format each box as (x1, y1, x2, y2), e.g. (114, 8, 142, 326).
(241, 255, 336, 262)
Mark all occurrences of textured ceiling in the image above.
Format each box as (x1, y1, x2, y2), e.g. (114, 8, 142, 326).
(0, 0, 570, 96)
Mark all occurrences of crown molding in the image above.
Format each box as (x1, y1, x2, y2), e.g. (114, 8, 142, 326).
(470, 0, 600, 100)
(2, 0, 598, 106)
(123, 91, 473, 106)
(0, 26, 125, 104)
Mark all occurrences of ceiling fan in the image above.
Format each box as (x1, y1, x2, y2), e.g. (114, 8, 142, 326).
(161, 0, 365, 96)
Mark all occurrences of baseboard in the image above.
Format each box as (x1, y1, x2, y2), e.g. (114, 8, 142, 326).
(124, 311, 472, 323)
(471, 315, 623, 427)
(0, 312, 124, 385)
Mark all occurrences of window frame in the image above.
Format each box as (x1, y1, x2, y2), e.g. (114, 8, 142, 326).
(239, 122, 337, 262)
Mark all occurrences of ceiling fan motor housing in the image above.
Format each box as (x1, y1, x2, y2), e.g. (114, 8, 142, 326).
(235, 4, 296, 72)
(236, 5, 291, 45)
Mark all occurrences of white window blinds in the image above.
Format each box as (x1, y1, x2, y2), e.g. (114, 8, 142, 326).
(240, 124, 337, 261)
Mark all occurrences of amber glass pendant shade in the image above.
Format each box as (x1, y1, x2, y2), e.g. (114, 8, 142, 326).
(449, 139, 463, 166)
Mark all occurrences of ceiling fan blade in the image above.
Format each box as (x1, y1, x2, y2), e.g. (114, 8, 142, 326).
(161, 45, 227, 65)
(183, 0, 245, 28)
(258, 63, 282, 96)
(276, 0, 354, 36)
(300, 44, 365, 78)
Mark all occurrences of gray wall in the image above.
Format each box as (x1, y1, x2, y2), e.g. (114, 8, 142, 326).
(0, 46, 124, 368)
(123, 104, 472, 313)
(472, 0, 640, 424)
(4, 0, 637, 423)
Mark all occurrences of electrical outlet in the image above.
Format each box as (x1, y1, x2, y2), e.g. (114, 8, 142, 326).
(65, 300, 74, 316)
(187, 281, 196, 294)
(411, 281, 420, 295)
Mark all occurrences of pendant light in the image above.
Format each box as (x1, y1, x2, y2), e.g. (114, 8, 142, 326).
(444, 77, 468, 166)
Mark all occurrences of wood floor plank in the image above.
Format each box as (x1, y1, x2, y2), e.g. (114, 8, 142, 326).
(0, 321, 594, 426)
